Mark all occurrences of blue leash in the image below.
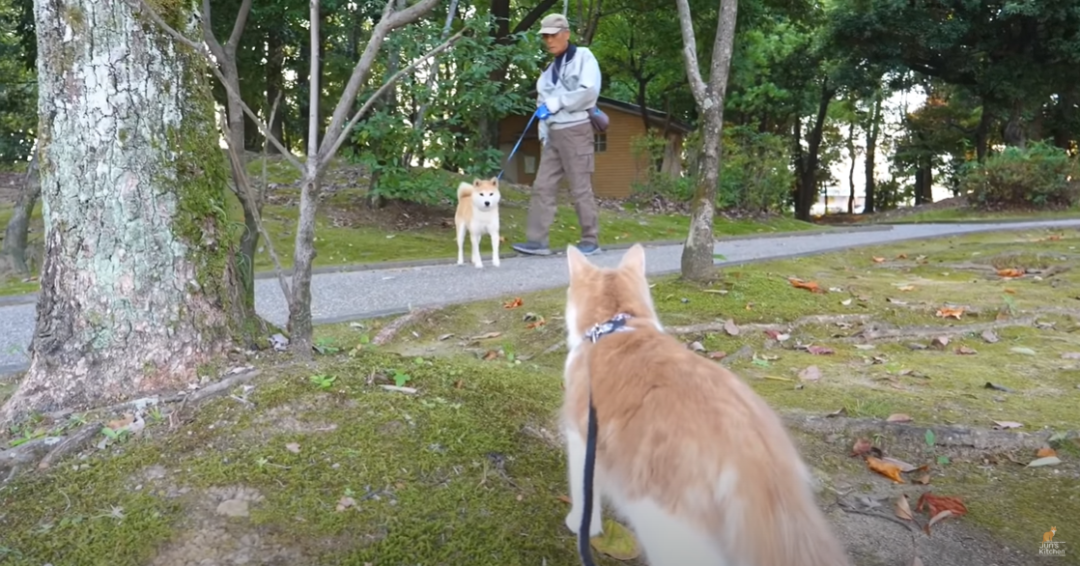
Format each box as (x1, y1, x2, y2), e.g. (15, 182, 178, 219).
(496, 112, 539, 181)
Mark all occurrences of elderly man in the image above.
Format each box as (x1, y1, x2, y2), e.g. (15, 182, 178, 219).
(511, 13, 603, 257)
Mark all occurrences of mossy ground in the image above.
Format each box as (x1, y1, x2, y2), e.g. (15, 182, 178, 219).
(2, 229, 1078, 565)
(0, 158, 818, 297)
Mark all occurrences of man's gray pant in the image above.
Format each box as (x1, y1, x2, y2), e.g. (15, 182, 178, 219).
(526, 122, 600, 247)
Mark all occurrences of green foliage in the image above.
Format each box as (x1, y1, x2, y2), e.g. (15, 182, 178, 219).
(350, 16, 542, 204)
(0, 0, 36, 164)
(959, 141, 1080, 210)
(718, 125, 793, 213)
(628, 131, 694, 202)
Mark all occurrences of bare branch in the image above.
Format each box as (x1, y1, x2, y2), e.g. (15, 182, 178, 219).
(707, 0, 739, 92)
(307, 0, 321, 161)
(322, 29, 467, 166)
(226, 0, 253, 54)
(128, 0, 305, 173)
(320, 0, 442, 162)
(220, 111, 292, 301)
(200, 0, 226, 63)
(407, 0, 459, 163)
(674, 0, 708, 107)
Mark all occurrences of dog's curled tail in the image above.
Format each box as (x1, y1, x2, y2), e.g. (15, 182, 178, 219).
(457, 182, 472, 201)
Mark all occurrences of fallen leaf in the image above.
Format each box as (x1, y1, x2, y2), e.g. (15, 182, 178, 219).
(955, 345, 978, 355)
(106, 414, 135, 431)
(981, 330, 999, 343)
(1010, 346, 1036, 356)
(916, 493, 968, 518)
(924, 510, 955, 535)
(850, 438, 874, 457)
(886, 413, 913, 423)
(482, 350, 500, 361)
(1027, 456, 1062, 468)
(557, 494, 572, 505)
(826, 407, 848, 418)
(881, 457, 919, 472)
(1061, 352, 1080, 360)
(471, 331, 503, 340)
(335, 497, 357, 512)
(798, 366, 822, 382)
(915, 473, 932, 485)
(503, 297, 523, 309)
(1048, 234, 1063, 241)
(1003, 287, 1017, 294)
(930, 336, 950, 350)
(898, 285, 916, 292)
(896, 253, 909, 259)
(788, 277, 824, 293)
(525, 317, 547, 329)
(453, 379, 464, 389)
(984, 382, 1013, 392)
(866, 457, 905, 483)
(285, 443, 301, 454)
(935, 307, 964, 320)
(806, 345, 834, 355)
(872, 256, 886, 263)
(996, 268, 1025, 278)
(841, 298, 853, 306)
(707, 351, 727, 360)
(437, 333, 454, 341)
(723, 319, 740, 336)
(992, 420, 1023, 429)
(1036, 447, 1057, 458)
(895, 494, 915, 521)
(688, 341, 705, 352)
(589, 517, 642, 560)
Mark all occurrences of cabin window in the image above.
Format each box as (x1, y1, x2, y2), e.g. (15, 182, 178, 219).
(594, 133, 608, 153)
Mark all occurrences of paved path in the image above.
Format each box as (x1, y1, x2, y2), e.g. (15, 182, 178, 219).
(3, 219, 1079, 375)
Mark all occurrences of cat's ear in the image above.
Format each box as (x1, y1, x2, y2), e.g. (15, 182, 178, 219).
(567, 244, 593, 280)
(618, 244, 646, 278)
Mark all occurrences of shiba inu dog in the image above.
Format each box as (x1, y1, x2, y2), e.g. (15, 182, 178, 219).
(559, 243, 853, 566)
(455, 178, 501, 268)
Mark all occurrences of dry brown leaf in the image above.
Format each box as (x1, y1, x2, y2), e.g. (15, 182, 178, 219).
(915, 472, 932, 485)
(896, 253, 909, 259)
(525, 317, 546, 329)
(872, 256, 886, 263)
(1048, 234, 1063, 241)
(898, 285, 916, 292)
(895, 494, 915, 521)
(336, 496, 357, 512)
(916, 493, 968, 518)
(1037, 447, 1057, 458)
(924, 510, 955, 535)
(472, 331, 503, 340)
(285, 443, 301, 454)
(707, 351, 727, 360)
(866, 456, 905, 483)
(503, 297, 523, 309)
(930, 336, 950, 349)
(106, 414, 135, 431)
(992, 420, 1023, 429)
(956, 345, 978, 355)
(881, 457, 919, 472)
(996, 268, 1025, 278)
(453, 379, 465, 389)
(1003, 287, 1017, 294)
(850, 438, 873, 457)
(806, 345, 834, 355)
(482, 350, 500, 361)
(886, 413, 913, 423)
(935, 307, 964, 320)
(788, 277, 824, 294)
(557, 494, 572, 505)
(723, 319, 740, 336)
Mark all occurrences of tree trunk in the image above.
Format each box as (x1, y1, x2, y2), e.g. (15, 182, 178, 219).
(1, 153, 40, 275)
(0, 0, 247, 426)
(794, 80, 834, 220)
(1002, 99, 1026, 148)
(846, 120, 856, 215)
(862, 91, 882, 214)
(675, 0, 738, 282)
(265, 28, 286, 155)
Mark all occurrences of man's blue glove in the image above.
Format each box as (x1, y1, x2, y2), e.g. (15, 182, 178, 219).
(535, 103, 551, 120)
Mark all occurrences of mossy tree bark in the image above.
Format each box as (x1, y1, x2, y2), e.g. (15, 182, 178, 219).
(0, 0, 248, 426)
(675, 0, 738, 282)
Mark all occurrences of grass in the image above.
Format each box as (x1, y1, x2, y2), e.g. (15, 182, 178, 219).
(0, 160, 820, 297)
(882, 205, 1080, 224)
(2, 228, 1079, 564)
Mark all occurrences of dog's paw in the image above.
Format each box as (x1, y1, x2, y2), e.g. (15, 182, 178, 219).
(492, 258, 501, 267)
(473, 262, 484, 269)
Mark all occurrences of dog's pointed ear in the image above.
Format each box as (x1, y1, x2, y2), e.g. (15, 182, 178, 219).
(473, 178, 482, 186)
(618, 244, 646, 277)
(490, 176, 499, 185)
(567, 244, 592, 280)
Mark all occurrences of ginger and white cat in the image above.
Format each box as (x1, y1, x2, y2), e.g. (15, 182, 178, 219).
(560, 243, 853, 566)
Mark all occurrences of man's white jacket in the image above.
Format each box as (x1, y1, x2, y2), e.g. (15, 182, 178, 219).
(536, 45, 602, 144)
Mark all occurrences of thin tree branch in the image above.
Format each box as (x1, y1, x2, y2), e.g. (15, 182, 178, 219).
(219, 111, 292, 301)
(307, 0, 321, 161)
(319, 0, 442, 165)
(200, 0, 227, 63)
(674, 0, 708, 107)
(226, 0, 253, 54)
(322, 29, 467, 166)
(402, 0, 459, 164)
(128, 0, 305, 173)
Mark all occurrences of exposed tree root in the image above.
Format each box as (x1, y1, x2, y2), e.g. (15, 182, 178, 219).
(1, 369, 263, 486)
(666, 314, 873, 336)
(840, 316, 1038, 342)
(372, 307, 439, 346)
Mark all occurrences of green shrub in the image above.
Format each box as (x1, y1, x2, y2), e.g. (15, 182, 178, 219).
(718, 125, 793, 213)
(628, 131, 695, 202)
(959, 141, 1080, 210)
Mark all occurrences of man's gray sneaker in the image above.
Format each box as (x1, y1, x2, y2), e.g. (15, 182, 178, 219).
(511, 241, 553, 256)
(576, 241, 601, 256)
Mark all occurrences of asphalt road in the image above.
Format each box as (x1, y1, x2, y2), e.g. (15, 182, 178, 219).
(2, 218, 1078, 376)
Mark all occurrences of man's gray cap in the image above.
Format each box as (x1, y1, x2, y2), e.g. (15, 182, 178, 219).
(539, 13, 570, 34)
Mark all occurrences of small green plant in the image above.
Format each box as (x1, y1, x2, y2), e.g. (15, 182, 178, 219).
(100, 426, 129, 443)
(309, 374, 337, 390)
(314, 338, 341, 355)
(392, 370, 412, 387)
